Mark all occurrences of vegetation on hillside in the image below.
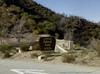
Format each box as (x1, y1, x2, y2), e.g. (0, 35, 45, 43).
(0, 0, 100, 46)
(65, 16, 100, 46)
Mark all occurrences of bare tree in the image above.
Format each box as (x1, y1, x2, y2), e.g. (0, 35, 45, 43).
(64, 29, 73, 41)
(13, 19, 25, 45)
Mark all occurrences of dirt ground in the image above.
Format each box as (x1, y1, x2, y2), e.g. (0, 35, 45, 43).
(5, 51, 100, 67)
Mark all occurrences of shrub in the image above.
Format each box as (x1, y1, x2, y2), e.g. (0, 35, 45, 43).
(0, 44, 16, 58)
(32, 42, 41, 50)
(0, 44, 13, 53)
(3, 52, 12, 58)
(20, 43, 29, 52)
(89, 38, 100, 56)
(62, 53, 75, 63)
(31, 53, 38, 58)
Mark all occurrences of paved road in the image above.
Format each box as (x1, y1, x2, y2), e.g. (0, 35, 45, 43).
(0, 59, 100, 74)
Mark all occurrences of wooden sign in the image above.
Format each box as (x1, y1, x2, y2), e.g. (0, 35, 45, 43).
(39, 37, 56, 51)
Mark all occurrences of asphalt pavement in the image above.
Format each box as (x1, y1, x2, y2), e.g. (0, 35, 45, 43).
(0, 59, 100, 74)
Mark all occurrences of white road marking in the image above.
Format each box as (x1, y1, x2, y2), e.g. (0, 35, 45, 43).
(11, 69, 49, 74)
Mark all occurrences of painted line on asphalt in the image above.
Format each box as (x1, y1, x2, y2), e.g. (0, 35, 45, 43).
(11, 69, 49, 74)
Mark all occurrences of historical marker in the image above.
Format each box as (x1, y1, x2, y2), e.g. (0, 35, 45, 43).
(39, 36, 56, 51)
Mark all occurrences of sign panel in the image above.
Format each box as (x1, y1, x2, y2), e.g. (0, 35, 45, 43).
(39, 37, 56, 51)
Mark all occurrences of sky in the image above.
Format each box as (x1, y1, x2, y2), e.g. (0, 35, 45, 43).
(34, 0, 100, 22)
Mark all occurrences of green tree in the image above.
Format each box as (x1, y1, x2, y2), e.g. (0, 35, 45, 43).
(38, 21, 55, 34)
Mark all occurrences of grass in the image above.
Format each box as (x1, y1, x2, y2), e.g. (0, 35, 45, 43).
(31, 51, 42, 58)
(31, 53, 38, 58)
(89, 38, 100, 56)
(61, 52, 76, 63)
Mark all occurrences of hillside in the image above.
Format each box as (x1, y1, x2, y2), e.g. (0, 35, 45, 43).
(0, 0, 60, 37)
(0, 0, 100, 46)
(65, 16, 100, 45)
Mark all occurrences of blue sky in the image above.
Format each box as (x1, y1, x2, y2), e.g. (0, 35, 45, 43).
(34, 0, 100, 22)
